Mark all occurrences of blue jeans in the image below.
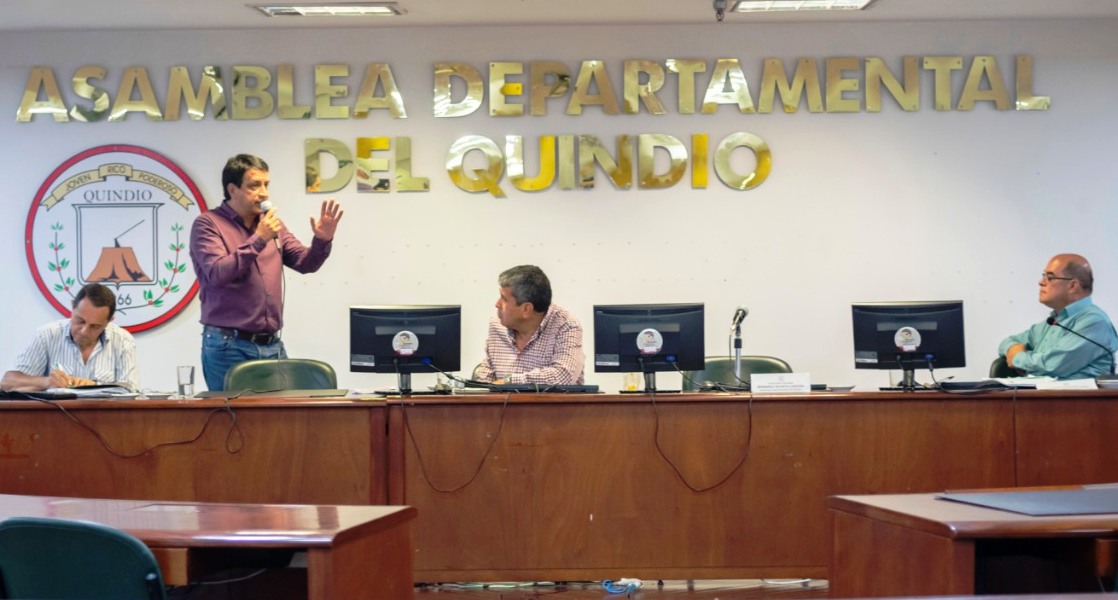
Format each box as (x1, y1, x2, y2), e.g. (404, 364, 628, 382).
(201, 326, 287, 391)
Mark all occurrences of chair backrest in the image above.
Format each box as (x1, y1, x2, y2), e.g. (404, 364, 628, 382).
(989, 355, 1019, 378)
(0, 517, 165, 600)
(682, 355, 793, 391)
(223, 358, 338, 392)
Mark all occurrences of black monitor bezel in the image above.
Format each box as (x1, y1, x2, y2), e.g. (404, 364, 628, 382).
(851, 300, 966, 372)
(349, 304, 462, 376)
(592, 303, 706, 374)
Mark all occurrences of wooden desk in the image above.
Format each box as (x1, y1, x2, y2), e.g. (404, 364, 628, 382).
(386, 391, 1028, 582)
(0, 493, 416, 599)
(0, 397, 387, 504)
(827, 491, 1118, 597)
(4, 390, 1118, 582)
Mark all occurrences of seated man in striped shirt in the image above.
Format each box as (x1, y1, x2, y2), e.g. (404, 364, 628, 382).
(474, 265, 585, 385)
(1, 283, 139, 392)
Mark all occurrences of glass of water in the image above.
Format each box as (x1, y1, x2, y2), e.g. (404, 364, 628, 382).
(177, 365, 195, 398)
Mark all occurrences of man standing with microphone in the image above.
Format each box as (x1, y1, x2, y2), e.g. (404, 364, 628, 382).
(189, 154, 344, 391)
(999, 253, 1117, 379)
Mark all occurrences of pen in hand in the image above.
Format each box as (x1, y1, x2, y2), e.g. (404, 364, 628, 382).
(53, 363, 72, 388)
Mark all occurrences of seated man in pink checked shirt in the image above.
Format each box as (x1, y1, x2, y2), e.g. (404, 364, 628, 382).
(474, 265, 585, 385)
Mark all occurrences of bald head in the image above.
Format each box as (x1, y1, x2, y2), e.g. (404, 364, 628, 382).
(1052, 253, 1093, 293)
(1039, 253, 1093, 311)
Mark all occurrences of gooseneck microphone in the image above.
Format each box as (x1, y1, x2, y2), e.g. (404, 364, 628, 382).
(730, 306, 749, 383)
(1046, 316, 1116, 374)
(730, 306, 749, 328)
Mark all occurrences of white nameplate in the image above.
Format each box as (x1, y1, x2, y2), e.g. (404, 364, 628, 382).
(751, 372, 811, 393)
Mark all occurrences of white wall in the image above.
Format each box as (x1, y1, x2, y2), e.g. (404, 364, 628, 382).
(2, 19, 1116, 392)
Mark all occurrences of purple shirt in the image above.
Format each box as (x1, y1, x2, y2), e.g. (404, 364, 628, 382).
(189, 202, 331, 334)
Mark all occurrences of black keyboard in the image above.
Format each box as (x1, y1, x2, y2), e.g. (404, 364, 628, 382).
(487, 383, 601, 394)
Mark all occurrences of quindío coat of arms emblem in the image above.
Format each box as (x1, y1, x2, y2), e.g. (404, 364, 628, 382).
(25, 145, 207, 332)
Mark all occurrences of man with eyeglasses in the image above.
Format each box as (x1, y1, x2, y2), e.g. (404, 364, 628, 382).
(1, 283, 139, 392)
(998, 253, 1117, 379)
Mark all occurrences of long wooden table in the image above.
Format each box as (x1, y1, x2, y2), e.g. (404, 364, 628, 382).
(0, 397, 387, 504)
(0, 493, 416, 599)
(3, 390, 1118, 582)
(385, 389, 1118, 582)
(827, 489, 1118, 597)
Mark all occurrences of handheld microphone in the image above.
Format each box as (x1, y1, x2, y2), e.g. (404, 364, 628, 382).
(730, 306, 749, 328)
(1046, 316, 1115, 374)
(258, 200, 281, 249)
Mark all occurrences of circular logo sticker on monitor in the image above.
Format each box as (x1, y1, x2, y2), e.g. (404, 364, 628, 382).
(894, 326, 922, 352)
(393, 330, 418, 356)
(25, 145, 207, 333)
(637, 328, 663, 355)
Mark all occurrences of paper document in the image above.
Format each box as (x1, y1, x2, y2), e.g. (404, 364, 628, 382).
(991, 376, 1055, 388)
(1034, 378, 1098, 390)
(44, 385, 133, 397)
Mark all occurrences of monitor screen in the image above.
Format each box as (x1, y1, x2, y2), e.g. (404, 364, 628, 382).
(349, 305, 461, 380)
(851, 300, 965, 374)
(593, 303, 705, 374)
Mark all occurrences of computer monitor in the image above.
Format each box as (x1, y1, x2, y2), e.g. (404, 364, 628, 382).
(349, 305, 461, 394)
(593, 303, 705, 393)
(851, 300, 966, 390)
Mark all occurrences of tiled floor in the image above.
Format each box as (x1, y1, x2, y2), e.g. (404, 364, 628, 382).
(415, 579, 829, 598)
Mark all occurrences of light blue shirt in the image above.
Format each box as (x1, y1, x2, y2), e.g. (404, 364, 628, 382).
(10, 320, 139, 390)
(998, 296, 1117, 379)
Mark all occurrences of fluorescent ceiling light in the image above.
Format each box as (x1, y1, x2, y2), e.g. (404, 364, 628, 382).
(250, 2, 405, 17)
(731, 0, 875, 12)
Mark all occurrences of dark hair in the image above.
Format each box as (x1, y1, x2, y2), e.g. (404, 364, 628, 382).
(498, 265, 552, 314)
(72, 283, 117, 320)
(305, 165, 319, 188)
(222, 154, 269, 201)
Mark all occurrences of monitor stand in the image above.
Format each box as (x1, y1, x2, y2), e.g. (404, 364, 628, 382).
(387, 373, 450, 396)
(878, 368, 935, 392)
(619, 372, 681, 394)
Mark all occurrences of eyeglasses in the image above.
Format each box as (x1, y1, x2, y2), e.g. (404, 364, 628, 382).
(1041, 272, 1074, 283)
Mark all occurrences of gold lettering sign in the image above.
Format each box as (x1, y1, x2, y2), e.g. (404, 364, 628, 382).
(433, 62, 483, 118)
(506, 136, 557, 192)
(447, 135, 506, 197)
(715, 133, 771, 190)
(166, 66, 227, 121)
(15, 56, 1050, 123)
(865, 57, 919, 112)
(70, 66, 110, 122)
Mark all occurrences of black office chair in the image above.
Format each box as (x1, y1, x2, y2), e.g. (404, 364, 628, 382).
(682, 355, 793, 391)
(0, 517, 166, 599)
(223, 358, 337, 392)
(989, 356, 1023, 378)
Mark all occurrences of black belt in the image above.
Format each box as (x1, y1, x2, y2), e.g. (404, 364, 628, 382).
(207, 325, 277, 345)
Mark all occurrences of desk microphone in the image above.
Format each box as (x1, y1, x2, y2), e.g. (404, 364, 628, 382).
(1046, 316, 1115, 374)
(730, 306, 749, 328)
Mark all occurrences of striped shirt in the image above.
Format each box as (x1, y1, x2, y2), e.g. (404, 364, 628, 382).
(475, 304, 585, 385)
(10, 320, 139, 390)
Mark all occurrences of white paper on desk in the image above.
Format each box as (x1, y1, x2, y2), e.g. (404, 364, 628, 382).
(991, 376, 1054, 388)
(751, 372, 811, 393)
(1034, 378, 1098, 390)
(45, 385, 132, 397)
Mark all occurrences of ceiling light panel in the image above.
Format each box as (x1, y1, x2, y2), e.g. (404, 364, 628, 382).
(250, 3, 405, 17)
(731, 0, 874, 12)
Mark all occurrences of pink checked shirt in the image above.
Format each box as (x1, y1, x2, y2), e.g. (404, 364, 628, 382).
(475, 304, 585, 384)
